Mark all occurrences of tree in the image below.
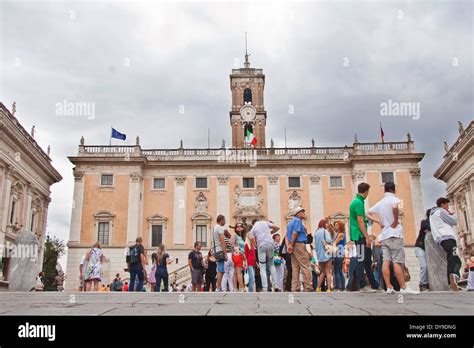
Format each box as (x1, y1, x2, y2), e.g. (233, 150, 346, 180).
(42, 235, 66, 291)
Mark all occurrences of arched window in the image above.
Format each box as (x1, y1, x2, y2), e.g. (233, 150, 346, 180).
(94, 211, 115, 245)
(243, 88, 252, 104)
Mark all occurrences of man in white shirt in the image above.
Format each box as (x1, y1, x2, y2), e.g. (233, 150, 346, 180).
(429, 197, 461, 291)
(248, 219, 281, 291)
(367, 182, 418, 294)
(212, 215, 229, 292)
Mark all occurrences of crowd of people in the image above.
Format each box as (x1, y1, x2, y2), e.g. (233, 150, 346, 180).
(78, 181, 474, 293)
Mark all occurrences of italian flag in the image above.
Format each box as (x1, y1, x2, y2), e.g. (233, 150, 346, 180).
(246, 128, 257, 147)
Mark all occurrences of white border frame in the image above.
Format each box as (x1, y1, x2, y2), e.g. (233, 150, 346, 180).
(287, 176, 302, 189)
(329, 175, 344, 189)
(151, 177, 167, 191)
(99, 173, 115, 188)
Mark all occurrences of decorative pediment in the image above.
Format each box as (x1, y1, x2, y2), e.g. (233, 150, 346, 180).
(328, 212, 348, 219)
(147, 213, 168, 223)
(94, 210, 115, 226)
(94, 210, 115, 219)
(191, 212, 212, 222)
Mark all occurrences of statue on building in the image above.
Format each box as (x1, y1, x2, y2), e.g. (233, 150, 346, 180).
(31, 125, 35, 138)
(288, 191, 302, 214)
(270, 138, 274, 148)
(407, 132, 412, 142)
(136, 136, 140, 146)
(80, 136, 85, 145)
(12, 101, 16, 116)
(444, 141, 449, 153)
(47, 145, 51, 157)
(354, 133, 359, 143)
(221, 139, 225, 148)
(458, 121, 464, 134)
(195, 192, 208, 213)
(179, 139, 183, 149)
(311, 138, 315, 147)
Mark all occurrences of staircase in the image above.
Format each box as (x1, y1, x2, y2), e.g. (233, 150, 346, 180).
(168, 264, 191, 287)
(0, 278, 8, 291)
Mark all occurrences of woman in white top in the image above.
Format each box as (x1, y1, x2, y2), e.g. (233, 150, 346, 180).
(84, 242, 104, 291)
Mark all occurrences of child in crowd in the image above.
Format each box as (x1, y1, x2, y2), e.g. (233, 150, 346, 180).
(231, 246, 246, 292)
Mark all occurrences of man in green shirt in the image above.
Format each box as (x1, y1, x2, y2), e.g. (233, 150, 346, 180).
(349, 182, 376, 293)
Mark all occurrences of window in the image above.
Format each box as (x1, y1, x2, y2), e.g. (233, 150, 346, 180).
(9, 200, 16, 224)
(153, 178, 165, 190)
(243, 177, 255, 188)
(98, 222, 110, 245)
(30, 212, 36, 232)
(288, 177, 301, 188)
(381, 172, 394, 184)
(101, 174, 113, 186)
(195, 177, 208, 189)
(243, 88, 252, 104)
(464, 210, 470, 232)
(330, 176, 343, 188)
(151, 225, 163, 247)
(196, 225, 207, 247)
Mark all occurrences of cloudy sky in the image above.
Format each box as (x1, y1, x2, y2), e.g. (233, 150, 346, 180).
(1, 0, 472, 259)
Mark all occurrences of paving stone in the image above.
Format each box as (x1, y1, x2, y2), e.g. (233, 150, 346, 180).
(0, 291, 472, 316)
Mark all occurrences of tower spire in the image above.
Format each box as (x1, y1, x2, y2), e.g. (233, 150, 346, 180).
(244, 32, 250, 68)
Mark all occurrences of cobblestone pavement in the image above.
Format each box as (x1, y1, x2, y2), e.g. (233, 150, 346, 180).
(0, 291, 472, 316)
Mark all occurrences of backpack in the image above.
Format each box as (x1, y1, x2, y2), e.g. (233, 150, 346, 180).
(126, 244, 140, 265)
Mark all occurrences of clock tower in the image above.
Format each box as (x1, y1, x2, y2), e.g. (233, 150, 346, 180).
(230, 44, 267, 148)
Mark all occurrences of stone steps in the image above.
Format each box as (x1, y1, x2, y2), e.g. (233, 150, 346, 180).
(404, 247, 420, 288)
(0, 279, 9, 291)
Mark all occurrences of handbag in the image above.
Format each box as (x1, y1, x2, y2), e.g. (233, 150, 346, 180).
(402, 264, 411, 282)
(212, 228, 226, 262)
(274, 255, 282, 266)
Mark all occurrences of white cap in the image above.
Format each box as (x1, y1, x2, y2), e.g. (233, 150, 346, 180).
(294, 207, 305, 215)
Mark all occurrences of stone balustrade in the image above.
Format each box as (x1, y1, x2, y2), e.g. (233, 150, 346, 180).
(78, 141, 414, 162)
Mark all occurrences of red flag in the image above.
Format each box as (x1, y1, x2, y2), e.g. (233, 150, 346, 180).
(380, 122, 385, 143)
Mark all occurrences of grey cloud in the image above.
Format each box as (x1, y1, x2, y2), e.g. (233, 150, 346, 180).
(0, 1, 472, 251)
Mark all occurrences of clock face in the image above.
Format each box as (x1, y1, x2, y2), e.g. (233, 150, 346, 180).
(240, 105, 256, 122)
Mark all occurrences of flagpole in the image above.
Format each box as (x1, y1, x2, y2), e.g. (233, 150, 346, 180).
(284, 128, 287, 148)
(110, 125, 112, 146)
(208, 128, 210, 148)
(380, 122, 384, 144)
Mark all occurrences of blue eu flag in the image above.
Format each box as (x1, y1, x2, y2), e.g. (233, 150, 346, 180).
(111, 128, 126, 141)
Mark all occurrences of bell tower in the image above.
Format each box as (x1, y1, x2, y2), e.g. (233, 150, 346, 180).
(230, 34, 267, 148)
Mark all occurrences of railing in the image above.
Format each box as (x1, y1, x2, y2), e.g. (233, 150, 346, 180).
(78, 141, 414, 160)
(83, 145, 135, 153)
(167, 256, 210, 286)
(354, 142, 411, 153)
(168, 264, 191, 286)
(231, 68, 264, 75)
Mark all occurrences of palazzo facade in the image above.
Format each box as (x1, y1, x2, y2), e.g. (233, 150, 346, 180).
(65, 56, 425, 290)
(0, 102, 62, 281)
